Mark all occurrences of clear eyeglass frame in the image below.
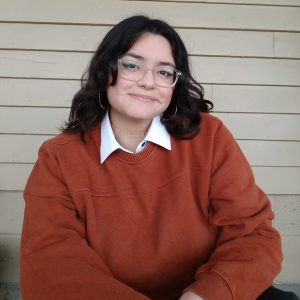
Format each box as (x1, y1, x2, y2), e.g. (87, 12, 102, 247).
(117, 58, 182, 88)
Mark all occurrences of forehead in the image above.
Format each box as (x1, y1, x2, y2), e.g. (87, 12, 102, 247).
(125, 33, 174, 64)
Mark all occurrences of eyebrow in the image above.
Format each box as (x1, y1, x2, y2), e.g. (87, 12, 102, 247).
(124, 52, 176, 68)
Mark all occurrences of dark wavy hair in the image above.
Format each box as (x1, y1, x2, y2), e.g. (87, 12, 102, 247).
(62, 15, 213, 140)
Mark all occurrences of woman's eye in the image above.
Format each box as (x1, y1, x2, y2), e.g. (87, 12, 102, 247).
(122, 62, 139, 70)
(158, 69, 174, 77)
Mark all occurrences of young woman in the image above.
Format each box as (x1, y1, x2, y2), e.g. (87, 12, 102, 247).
(20, 15, 299, 300)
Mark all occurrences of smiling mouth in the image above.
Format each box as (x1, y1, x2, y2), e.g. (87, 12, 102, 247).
(129, 93, 157, 102)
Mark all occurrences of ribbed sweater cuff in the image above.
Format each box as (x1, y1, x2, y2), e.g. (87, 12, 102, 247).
(184, 271, 233, 300)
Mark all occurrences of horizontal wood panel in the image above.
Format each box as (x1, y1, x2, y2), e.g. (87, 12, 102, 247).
(1, 23, 279, 58)
(1, 134, 300, 166)
(213, 85, 300, 113)
(1, 163, 300, 194)
(0, 23, 109, 52)
(252, 167, 300, 194)
(0, 164, 33, 191)
(1, 51, 300, 85)
(1, 79, 299, 114)
(161, 0, 300, 5)
(193, 56, 300, 86)
(0, 1, 299, 31)
(0, 107, 69, 135)
(0, 50, 89, 80)
(215, 113, 300, 140)
(274, 33, 300, 58)
(0, 78, 79, 107)
(2, 23, 299, 59)
(237, 140, 300, 166)
(0, 135, 47, 163)
(182, 29, 273, 57)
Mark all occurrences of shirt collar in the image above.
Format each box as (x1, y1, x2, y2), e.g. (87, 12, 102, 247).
(100, 112, 171, 163)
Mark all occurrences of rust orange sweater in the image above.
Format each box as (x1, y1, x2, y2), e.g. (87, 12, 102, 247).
(20, 113, 282, 300)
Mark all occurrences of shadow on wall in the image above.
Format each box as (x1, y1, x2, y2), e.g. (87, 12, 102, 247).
(0, 283, 21, 300)
(0, 238, 21, 299)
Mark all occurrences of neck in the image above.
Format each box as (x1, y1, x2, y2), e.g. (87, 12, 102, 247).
(111, 122, 148, 139)
(109, 112, 152, 152)
(112, 124, 148, 152)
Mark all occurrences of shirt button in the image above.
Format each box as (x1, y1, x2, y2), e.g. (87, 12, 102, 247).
(142, 142, 146, 147)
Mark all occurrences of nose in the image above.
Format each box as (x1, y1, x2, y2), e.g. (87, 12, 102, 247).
(138, 69, 155, 88)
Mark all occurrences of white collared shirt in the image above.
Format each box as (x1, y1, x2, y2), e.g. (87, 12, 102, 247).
(100, 112, 171, 163)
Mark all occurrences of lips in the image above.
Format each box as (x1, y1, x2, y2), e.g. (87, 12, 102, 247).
(129, 93, 157, 102)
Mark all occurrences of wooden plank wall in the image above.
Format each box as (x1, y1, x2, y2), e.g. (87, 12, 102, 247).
(0, 0, 299, 284)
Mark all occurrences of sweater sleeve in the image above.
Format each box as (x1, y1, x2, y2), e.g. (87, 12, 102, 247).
(20, 143, 150, 300)
(184, 122, 283, 300)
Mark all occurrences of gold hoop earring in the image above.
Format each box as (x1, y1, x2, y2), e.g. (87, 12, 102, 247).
(98, 92, 107, 110)
(161, 105, 177, 121)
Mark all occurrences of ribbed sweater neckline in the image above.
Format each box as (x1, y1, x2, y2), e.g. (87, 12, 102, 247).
(113, 142, 157, 163)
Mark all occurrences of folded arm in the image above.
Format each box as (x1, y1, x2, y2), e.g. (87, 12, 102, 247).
(20, 143, 150, 300)
(184, 123, 282, 300)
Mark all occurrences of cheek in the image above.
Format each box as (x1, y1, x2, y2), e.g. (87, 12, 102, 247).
(106, 84, 124, 106)
(106, 86, 116, 103)
(107, 80, 132, 103)
(161, 89, 174, 106)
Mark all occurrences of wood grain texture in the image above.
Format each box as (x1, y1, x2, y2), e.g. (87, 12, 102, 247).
(0, 23, 276, 57)
(1, 51, 300, 85)
(160, 0, 300, 6)
(0, 1, 300, 31)
(212, 85, 300, 113)
(252, 167, 300, 194)
(0, 78, 79, 107)
(214, 113, 300, 141)
(2, 24, 299, 59)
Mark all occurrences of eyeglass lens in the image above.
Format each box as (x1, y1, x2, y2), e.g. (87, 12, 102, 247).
(118, 59, 180, 87)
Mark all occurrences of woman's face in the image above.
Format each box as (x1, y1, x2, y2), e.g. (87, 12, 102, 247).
(107, 33, 175, 125)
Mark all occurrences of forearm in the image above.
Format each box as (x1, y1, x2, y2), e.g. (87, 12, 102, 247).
(21, 253, 150, 300)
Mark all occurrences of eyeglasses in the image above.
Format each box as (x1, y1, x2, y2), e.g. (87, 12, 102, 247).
(117, 58, 182, 88)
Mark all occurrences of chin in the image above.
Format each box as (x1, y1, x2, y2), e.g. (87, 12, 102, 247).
(127, 111, 157, 122)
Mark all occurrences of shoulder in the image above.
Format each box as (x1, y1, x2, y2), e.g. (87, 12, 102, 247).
(199, 112, 223, 129)
(197, 112, 226, 139)
(181, 113, 235, 149)
(46, 132, 79, 146)
(200, 113, 236, 144)
(40, 132, 80, 156)
(171, 113, 227, 146)
(170, 113, 232, 168)
(40, 125, 100, 155)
